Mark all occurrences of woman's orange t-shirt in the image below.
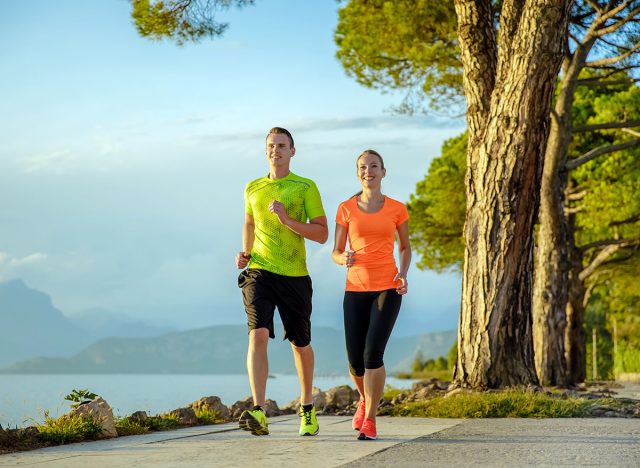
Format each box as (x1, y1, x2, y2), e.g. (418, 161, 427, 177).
(335, 195, 409, 292)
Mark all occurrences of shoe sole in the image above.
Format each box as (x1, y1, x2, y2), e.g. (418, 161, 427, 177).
(357, 433, 377, 440)
(239, 412, 269, 436)
(300, 428, 319, 436)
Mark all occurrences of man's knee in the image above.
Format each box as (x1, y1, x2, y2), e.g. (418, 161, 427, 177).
(249, 328, 270, 349)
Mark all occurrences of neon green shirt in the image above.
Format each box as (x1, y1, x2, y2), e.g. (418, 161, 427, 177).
(245, 172, 325, 276)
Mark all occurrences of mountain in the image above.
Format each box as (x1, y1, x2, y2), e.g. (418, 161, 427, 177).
(0, 324, 456, 374)
(0, 279, 87, 367)
(0, 279, 174, 367)
(66, 307, 174, 339)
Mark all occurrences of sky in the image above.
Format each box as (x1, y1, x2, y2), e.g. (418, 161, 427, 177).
(0, 0, 466, 335)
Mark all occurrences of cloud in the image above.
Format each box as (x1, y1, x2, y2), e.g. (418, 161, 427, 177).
(9, 252, 48, 267)
(23, 150, 75, 173)
(0, 252, 7, 264)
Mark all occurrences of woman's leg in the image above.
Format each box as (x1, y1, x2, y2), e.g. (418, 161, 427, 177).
(362, 290, 402, 421)
(343, 291, 372, 399)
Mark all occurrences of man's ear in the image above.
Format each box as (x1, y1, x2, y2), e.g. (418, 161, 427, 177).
(291, 147, 296, 157)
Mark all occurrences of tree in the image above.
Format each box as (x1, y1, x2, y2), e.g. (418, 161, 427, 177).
(409, 80, 640, 385)
(130, 0, 255, 45)
(335, 0, 461, 114)
(451, 0, 572, 389)
(407, 133, 466, 272)
(533, 1, 640, 386)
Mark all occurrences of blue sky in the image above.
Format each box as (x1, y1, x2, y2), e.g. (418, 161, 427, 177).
(0, 0, 465, 335)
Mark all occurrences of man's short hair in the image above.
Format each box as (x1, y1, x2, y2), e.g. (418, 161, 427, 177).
(267, 127, 294, 148)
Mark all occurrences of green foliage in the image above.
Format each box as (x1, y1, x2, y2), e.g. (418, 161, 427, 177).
(64, 389, 98, 409)
(447, 340, 458, 370)
(145, 413, 181, 431)
(335, 0, 461, 113)
(194, 406, 222, 425)
(408, 133, 467, 271)
(382, 385, 403, 401)
(131, 0, 255, 45)
(36, 411, 102, 444)
(114, 416, 149, 436)
(390, 390, 594, 418)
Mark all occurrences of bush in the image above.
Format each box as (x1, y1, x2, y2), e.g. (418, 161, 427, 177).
(194, 406, 222, 425)
(114, 417, 149, 436)
(37, 411, 103, 444)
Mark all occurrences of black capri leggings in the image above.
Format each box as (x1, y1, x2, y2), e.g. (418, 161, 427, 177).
(343, 289, 402, 376)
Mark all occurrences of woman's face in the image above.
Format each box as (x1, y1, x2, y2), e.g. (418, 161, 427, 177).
(357, 153, 385, 190)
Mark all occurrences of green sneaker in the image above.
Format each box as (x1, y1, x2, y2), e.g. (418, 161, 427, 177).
(239, 408, 269, 436)
(299, 405, 319, 436)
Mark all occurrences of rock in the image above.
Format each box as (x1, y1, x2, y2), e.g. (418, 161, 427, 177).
(324, 385, 359, 409)
(282, 386, 326, 413)
(229, 397, 281, 419)
(68, 397, 117, 438)
(170, 407, 197, 425)
(191, 396, 231, 420)
(129, 411, 148, 424)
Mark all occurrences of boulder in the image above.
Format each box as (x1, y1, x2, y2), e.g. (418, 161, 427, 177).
(129, 411, 148, 424)
(191, 396, 231, 420)
(229, 397, 281, 419)
(68, 397, 117, 438)
(170, 407, 197, 425)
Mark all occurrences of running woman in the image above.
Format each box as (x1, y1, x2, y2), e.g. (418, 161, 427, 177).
(331, 149, 412, 441)
(236, 127, 328, 437)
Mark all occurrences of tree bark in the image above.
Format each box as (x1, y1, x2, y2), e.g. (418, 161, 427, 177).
(565, 214, 586, 383)
(453, 0, 572, 389)
(532, 36, 596, 387)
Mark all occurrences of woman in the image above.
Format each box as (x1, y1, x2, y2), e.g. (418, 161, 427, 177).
(332, 149, 412, 440)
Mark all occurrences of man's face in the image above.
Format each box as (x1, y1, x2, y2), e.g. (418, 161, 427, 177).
(266, 133, 295, 168)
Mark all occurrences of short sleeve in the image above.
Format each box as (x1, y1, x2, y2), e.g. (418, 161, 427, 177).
(396, 202, 409, 226)
(304, 181, 325, 220)
(244, 184, 253, 216)
(335, 202, 349, 226)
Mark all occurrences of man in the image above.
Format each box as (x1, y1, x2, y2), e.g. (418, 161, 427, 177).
(235, 127, 328, 437)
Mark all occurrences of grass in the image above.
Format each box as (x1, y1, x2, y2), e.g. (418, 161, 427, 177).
(194, 406, 223, 425)
(36, 411, 103, 444)
(114, 417, 149, 436)
(145, 412, 181, 431)
(389, 390, 597, 418)
(395, 369, 453, 381)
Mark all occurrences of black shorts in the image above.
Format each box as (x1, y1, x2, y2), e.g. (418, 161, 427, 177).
(238, 268, 313, 347)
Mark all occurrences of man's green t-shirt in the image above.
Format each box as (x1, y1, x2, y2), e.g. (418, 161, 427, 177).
(244, 172, 325, 277)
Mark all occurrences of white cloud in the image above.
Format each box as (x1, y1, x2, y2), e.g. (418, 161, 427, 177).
(23, 150, 75, 173)
(0, 252, 7, 264)
(9, 252, 48, 267)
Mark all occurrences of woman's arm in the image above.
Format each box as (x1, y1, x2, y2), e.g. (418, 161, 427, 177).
(394, 221, 412, 294)
(332, 223, 355, 267)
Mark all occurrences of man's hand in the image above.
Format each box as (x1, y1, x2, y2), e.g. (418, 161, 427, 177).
(236, 252, 251, 269)
(268, 200, 290, 225)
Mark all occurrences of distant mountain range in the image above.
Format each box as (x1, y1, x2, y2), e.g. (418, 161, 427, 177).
(0, 279, 173, 367)
(0, 324, 455, 374)
(0, 278, 456, 374)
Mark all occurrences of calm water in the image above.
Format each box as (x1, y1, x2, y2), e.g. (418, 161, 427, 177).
(0, 374, 416, 428)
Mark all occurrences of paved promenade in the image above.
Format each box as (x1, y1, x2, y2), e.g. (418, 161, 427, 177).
(2, 416, 639, 467)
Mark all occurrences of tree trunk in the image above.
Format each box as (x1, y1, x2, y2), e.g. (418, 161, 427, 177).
(453, 0, 572, 389)
(565, 219, 586, 384)
(531, 33, 595, 387)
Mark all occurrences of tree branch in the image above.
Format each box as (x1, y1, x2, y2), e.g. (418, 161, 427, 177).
(566, 138, 640, 169)
(593, 4, 640, 37)
(586, 39, 640, 67)
(567, 190, 588, 201)
(572, 120, 640, 132)
(580, 236, 640, 254)
(622, 128, 640, 137)
(580, 243, 622, 281)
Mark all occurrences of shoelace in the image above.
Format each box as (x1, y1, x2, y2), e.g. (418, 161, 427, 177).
(302, 408, 313, 425)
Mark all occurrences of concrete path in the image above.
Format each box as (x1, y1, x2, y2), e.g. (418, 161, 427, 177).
(1, 416, 639, 467)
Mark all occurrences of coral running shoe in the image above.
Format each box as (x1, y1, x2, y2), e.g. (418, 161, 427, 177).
(239, 408, 269, 436)
(352, 399, 366, 431)
(299, 405, 319, 436)
(357, 418, 377, 440)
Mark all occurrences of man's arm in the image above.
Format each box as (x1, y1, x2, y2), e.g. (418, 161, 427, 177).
(236, 213, 255, 269)
(268, 200, 328, 244)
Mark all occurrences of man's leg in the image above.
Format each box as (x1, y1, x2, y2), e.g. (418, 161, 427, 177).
(291, 343, 314, 405)
(247, 328, 270, 406)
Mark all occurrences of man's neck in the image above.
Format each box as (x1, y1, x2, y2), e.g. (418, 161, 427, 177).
(269, 166, 291, 180)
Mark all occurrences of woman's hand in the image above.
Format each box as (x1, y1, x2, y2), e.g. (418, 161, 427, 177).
(394, 273, 408, 295)
(340, 250, 356, 268)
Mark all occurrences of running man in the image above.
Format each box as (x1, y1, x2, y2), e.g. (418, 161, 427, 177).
(236, 127, 328, 437)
